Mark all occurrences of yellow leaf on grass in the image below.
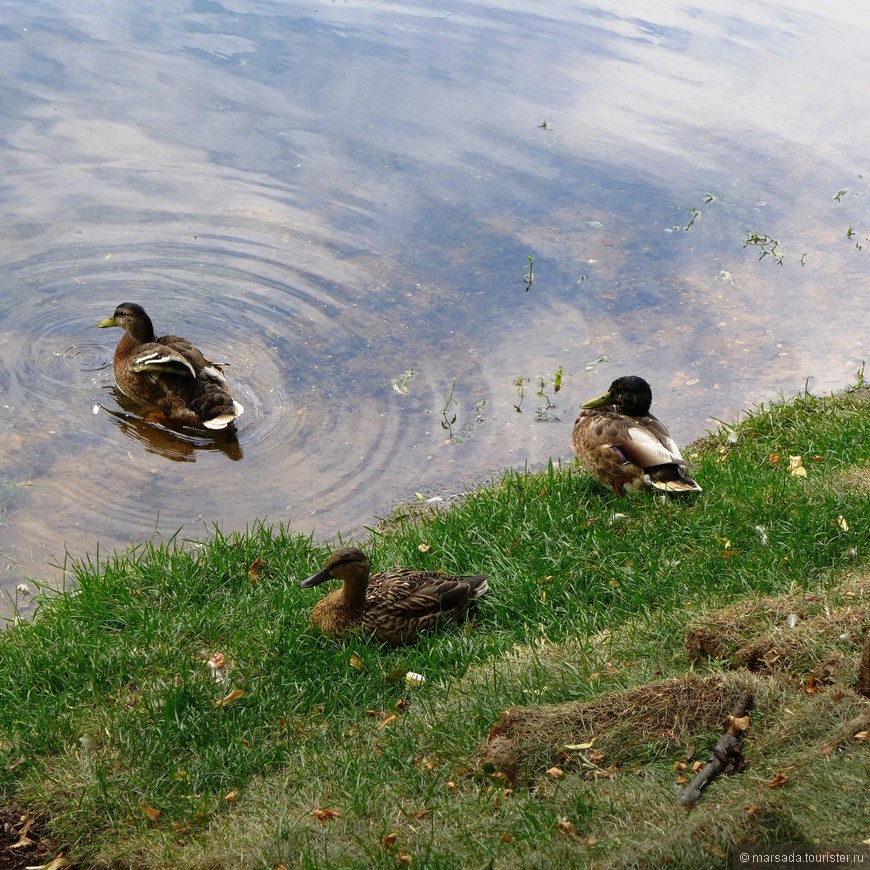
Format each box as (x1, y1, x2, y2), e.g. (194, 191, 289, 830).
(27, 857, 72, 870)
(837, 515, 849, 531)
(349, 654, 366, 672)
(140, 799, 161, 821)
(788, 455, 807, 476)
(565, 739, 596, 750)
(225, 789, 239, 802)
(546, 766, 564, 779)
(214, 689, 244, 708)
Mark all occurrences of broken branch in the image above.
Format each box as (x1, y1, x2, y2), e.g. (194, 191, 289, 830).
(678, 692, 754, 807)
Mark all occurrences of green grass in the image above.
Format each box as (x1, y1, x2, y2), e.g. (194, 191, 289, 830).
(1, 385, 869, 868)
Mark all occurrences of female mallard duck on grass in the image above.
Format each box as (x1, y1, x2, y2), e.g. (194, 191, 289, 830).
(97, 302, 244, 430)
(572, 374, 701, 494)
(300, 547, 489, 646)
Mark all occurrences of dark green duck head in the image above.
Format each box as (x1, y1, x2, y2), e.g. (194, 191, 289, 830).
(581, 374, 653, 417)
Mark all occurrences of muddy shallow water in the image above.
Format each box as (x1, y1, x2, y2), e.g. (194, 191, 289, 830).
(1, 0, 870, 602)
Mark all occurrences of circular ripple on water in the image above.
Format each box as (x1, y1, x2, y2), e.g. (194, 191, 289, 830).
(0, 230, 411, 568)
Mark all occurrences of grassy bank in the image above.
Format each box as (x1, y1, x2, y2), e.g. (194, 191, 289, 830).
(1, 385, 869, 868)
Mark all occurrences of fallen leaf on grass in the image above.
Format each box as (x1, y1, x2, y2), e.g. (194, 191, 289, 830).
(564, 739, 596, 750)
(789, 455, 807, 477)
(546, 766, 564, 779)
(502, 832, 514, 844)
(378, 712, 400, 729)
(225, 790, 239, 802)
(349, 654, 366, 672)
(804, 675, 823, 695)
(7, 832, 37, 849)
(397, 851, 412, 867)
(854, 731, 869, 744)
(380, 833, 397, 849)
(768, 771, 790, 789)
(729, 715, 751, 731)
(25, 856, 71, 870)
(214, 689, 244, 708)
(312, 808, 341, 823)
(140, 799, 161, 821)
(248, 557, 267, 582)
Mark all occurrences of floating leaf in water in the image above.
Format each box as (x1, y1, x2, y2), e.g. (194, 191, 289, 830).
(391, 370, 415, 394)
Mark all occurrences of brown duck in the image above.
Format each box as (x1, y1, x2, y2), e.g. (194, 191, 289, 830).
(300, 547, 489, 646)
(97, 302, 244, 430)
(572, 374, 701, 494)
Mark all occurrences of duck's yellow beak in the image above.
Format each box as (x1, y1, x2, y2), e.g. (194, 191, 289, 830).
(97, 316, 118, 328)
(580, 390, 612, 409)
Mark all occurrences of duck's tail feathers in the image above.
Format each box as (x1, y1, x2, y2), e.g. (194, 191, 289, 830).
(203, 401, 244, 430)
(650, 477, 702, 493)
(466, 575, 489, 599)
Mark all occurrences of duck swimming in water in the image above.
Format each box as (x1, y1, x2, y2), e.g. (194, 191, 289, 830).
(300, 547, 489, 646)
(97, 302, 243, 430)
(572, 374, 701, 494)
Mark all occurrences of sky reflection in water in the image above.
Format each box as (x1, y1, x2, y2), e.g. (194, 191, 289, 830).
(1, 0, 869, 596)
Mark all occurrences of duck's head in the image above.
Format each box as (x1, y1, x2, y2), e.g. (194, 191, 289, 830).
(300, 547, 371, 588)
(581, 375, 653, 416)
(97, 302, 155, 343)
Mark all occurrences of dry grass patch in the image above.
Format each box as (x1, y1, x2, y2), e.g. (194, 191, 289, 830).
(685, 574, 870, 686)
(482, 671, 784, 784)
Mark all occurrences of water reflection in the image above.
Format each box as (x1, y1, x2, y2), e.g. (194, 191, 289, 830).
(100, 390, 244, 463)
(1, 0, 869, 598)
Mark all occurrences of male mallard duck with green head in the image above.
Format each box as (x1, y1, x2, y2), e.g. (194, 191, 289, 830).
(98, 302, 244, 430)
(300, 547, 489, 646)
(572, 374, 701, 494)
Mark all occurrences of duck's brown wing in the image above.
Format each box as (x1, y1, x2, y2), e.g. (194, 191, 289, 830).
(157, 334, 228, 383)
(127, 340, 197, 379)
(364, 570, 488, 644)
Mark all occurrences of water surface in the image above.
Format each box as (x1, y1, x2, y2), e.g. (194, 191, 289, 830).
(2, 0, 869, 601)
